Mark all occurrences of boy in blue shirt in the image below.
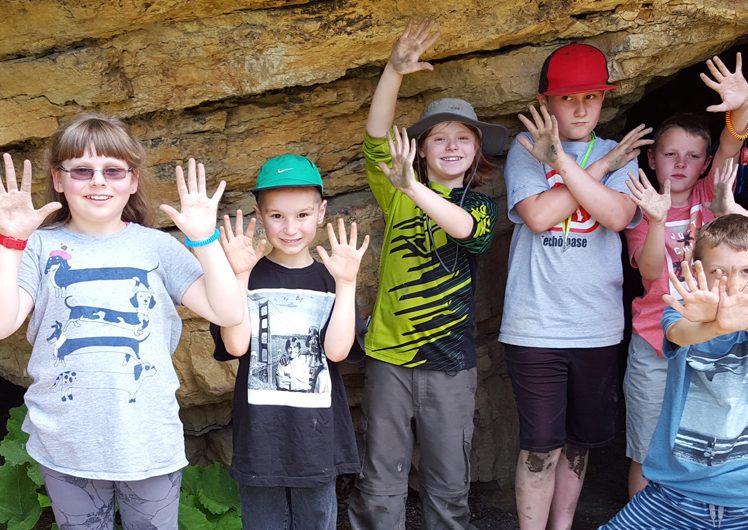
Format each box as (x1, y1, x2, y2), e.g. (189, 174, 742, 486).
(602, 213, 748, 529)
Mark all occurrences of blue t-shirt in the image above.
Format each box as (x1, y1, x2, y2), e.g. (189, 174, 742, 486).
(643, 306, 748, 507)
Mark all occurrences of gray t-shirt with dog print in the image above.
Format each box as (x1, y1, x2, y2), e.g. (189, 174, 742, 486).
(18, 223, 202, 481)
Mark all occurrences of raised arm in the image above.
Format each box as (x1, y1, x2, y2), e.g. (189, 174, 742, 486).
(702, 52, 748, 178)
(0, 154, 62, 339)
(367, 19, 440, 138)
(514, 105, 637, 232)
(626, 169, 671, 280)
(709, 158, 748, 217)
(665, 262, 748, 346)
(161, 159, 244, 327)
(662, 260, 723, 346)
(382, 126, 476, 238)
(217, 210, 266, 357)
(317, 219, 369, 362)
(586, 124, 653, 181)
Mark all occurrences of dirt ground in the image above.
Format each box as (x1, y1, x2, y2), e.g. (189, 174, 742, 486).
(336, 418, 630, 530)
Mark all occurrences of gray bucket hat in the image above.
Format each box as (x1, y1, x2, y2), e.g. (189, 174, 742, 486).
(406, 98, 507, 156)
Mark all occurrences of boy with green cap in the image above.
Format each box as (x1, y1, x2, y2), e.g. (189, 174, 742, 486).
(499, 43, 652, 529)
(211, 154, 369, 529)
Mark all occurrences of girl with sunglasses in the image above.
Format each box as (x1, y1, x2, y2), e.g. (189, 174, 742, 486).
(0, 113, 243, 529)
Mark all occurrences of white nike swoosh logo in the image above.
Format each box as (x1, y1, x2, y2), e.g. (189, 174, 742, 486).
(277, 168, 293, 173)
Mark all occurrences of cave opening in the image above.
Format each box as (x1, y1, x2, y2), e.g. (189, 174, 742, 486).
(621, 38, 748, 316)
(625, 40, 748, 182)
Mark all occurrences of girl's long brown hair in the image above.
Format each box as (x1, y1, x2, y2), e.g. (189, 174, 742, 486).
(44, 113, 152, 227)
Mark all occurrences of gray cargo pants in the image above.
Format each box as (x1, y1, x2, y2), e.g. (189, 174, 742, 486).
(348, 358, 478, 530)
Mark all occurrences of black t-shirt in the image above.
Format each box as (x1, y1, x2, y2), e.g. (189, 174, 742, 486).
(211, 257, 360, 487)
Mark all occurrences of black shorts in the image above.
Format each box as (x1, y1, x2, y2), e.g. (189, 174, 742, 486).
(503, 343, 619, 452)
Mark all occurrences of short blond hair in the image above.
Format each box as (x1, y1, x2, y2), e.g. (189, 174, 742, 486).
(694, 214, 748, 262)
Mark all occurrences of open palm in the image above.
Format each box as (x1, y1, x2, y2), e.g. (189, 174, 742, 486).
(317, 219, 369, 284)
(219, 210, 267, 275)
(0, 153, 61, 239)
(517, 105, 563, 166)
(160, 158, 223, 241)
(388, 19, 440, 75)
(701, 52, 748, 113)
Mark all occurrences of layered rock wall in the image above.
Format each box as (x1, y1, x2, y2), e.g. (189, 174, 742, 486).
(1, 0, 746, 486)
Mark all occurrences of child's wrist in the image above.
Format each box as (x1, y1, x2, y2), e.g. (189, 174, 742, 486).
(553, 151, 577, 173)
(648, 215, 667, 227)
(587, 158, 608, 177)
(383, 62, 404, 77)
(334, 277, 358, 289)
(185, 228, 220, 248)
(726, 110, 748, 141)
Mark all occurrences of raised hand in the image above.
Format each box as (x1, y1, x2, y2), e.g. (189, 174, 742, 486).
(219, 210, 267, 275)
(708, 157, 747, 217)
(701, 52, 748, 113)
(517, 105, 564, 167)
(626, 169, 671, 224)
(715, 268, 748, 333)
(160, 158, 224, 241)
(662, 260, 720, 323)
(388, 19, 440, 76)
(317, 218, 369, 285)
(0, 153, 61, 240)
(599, 124, 654, 174)
(380, 126, 418, 190)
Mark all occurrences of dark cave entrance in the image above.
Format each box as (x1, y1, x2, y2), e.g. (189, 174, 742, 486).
(625, 40, 748, 182)
(621, 38, 748, 325)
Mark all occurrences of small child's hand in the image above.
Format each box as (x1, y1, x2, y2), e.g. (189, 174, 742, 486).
(701, 52, 748, 113)
(625, 169, 671, 224)
(715, 270, 748, 334)
(388, 19, 440, 76)
(317, 219, 370, 285)
(219, 210, 267, 276)
(662, 260, 720, 323)
(380, 126, 418, 191)
(0, 153, 62, 239)
(517, 105, 564, 167)
(160, 158, 224, 242)
(708, 157, 748, 217)
(599, 124, 654, 174)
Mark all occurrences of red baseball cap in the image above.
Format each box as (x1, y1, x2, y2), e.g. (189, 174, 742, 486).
(538, 43, 618, 96)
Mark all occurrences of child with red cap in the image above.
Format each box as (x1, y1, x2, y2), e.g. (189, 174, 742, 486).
(498, 43, 652, 529)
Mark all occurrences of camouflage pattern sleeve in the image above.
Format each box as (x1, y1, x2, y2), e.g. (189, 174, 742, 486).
(452, 191, 497, 255)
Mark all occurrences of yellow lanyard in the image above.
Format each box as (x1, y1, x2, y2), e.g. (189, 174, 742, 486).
(562, 133, 596, 251)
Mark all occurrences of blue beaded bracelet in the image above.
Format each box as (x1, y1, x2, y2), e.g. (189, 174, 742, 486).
(185, 228, 220, 248)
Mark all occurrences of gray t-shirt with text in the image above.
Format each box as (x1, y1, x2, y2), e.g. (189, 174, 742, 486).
(499, 133, 639, 348)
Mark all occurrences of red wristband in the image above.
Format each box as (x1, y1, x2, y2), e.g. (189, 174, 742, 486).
(0, 234, 28, 250)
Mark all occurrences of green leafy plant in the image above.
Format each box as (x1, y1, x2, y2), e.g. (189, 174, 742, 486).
(0, 405, 48, 530)
(0, 405, 242, 529)
(179, 463, 242, 529)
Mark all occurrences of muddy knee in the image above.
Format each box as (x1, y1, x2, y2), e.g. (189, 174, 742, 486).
(522, 450, 559, 473)
(562, 444, 589, 479)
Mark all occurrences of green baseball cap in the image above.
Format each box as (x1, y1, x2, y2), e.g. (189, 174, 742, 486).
(253, 154, 324, 194)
